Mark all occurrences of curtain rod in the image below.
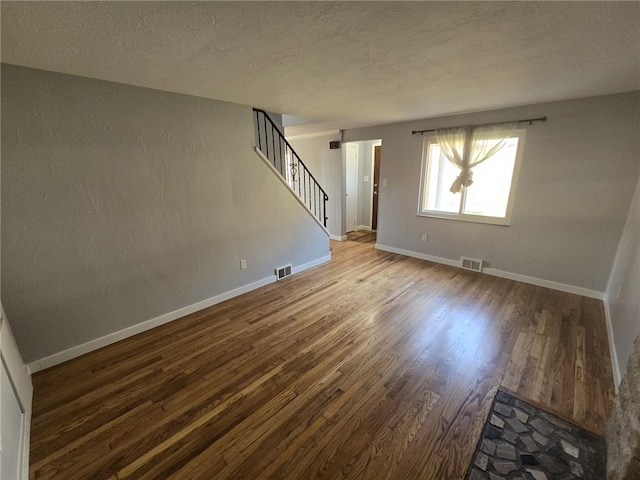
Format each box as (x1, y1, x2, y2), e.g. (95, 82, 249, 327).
(411, 116, 547, 135)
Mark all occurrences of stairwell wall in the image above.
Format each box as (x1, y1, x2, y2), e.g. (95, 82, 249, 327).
(287, 133, 344, 239)
(1, 64, 330, 364)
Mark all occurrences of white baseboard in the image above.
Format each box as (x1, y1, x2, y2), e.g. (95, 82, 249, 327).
(330, 234, 348, 241)
(292, 254, 331, 274)
(482, 267, 604, 300)
(603, 295, 622, 392)
(28, 255, 331, 373)
(356, 225, 371, 231)
(376, 244, 460, 267)
(375, 244, 605, 300)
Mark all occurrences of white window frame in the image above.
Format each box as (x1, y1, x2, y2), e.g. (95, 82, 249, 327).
(417, 129, 526, 226)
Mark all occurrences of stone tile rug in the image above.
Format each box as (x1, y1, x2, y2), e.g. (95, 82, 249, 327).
(465, 390, 606, 480)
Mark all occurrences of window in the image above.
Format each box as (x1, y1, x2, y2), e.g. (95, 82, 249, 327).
(418, 130, 525, 225)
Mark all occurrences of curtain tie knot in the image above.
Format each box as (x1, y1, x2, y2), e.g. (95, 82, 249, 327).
(450, 168, 474, 193)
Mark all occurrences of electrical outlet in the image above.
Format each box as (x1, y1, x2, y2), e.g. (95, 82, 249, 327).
(422, 234, 428, 242)
(240, 259, 247, 270)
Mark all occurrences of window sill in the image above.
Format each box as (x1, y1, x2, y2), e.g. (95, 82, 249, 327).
(417, 211, 511, 226)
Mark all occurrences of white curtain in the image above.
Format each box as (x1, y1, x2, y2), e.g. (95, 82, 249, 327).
(436, 122, 517, 193)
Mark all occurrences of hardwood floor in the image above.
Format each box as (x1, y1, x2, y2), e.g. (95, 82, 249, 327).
(346, 230, 377, 243)
(29, 237, 614, 479)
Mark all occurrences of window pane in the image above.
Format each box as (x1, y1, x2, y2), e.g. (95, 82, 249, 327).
(462, 138, 518, 218)
(424, 144, 460, 214)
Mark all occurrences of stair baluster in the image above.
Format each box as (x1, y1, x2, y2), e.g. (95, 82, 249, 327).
(253, 108, 329, 228)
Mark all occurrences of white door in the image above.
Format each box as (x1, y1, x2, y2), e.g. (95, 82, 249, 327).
(346, 144, 358, 233)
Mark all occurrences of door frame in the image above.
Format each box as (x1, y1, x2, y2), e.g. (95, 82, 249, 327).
(345, 144, 359, 233)
(369, 141, 382, 231)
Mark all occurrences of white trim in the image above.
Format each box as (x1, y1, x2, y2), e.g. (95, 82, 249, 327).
(417, 211, 511, 226)
(603, 294, 622, 392)
(330, 234, 348, 241)
(376, 244, 460, 267)
(28, 275, 274, 373)
(356, 225, 371, 231)
(369, 140, 382, 231)
(292, 254, 331, 275)
(28, 254, 332, 373)
(1, 356, 31, 480)
(0, 308, 32, 479)
(345, 144, 359, 233)
(254, 147, 330, 237)
(375, 244, 604, 300)
(602, 180, 639, 394)
(417, 130, 526, 227)
(285, 130, 340, 141)
(482, 266, 604, 300)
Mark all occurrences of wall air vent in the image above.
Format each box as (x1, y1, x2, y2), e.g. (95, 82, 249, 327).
(461, 257, 483, 272)
(276, 264, 292, 281)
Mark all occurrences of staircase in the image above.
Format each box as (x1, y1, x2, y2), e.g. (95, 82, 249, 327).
(253, 108, 329, 229)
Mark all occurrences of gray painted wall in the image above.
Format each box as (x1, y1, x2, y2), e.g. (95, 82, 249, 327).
(1, 65, 329, 362)
(287, 133, 343, 238)
(606, 176, 640, 387)
(343, 92, 640, 292)
(266, 111, 284, 133)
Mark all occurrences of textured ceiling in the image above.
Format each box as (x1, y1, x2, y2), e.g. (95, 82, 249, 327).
(2, 1, 639, 135)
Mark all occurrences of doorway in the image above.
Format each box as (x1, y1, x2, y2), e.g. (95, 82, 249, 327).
(343, 139, 382, 237)
(372, 145, 381, 231)
(345, 144, 358, 233)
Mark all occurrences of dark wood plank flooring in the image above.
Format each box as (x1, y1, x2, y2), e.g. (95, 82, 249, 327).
(29, 236, 614, 479)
